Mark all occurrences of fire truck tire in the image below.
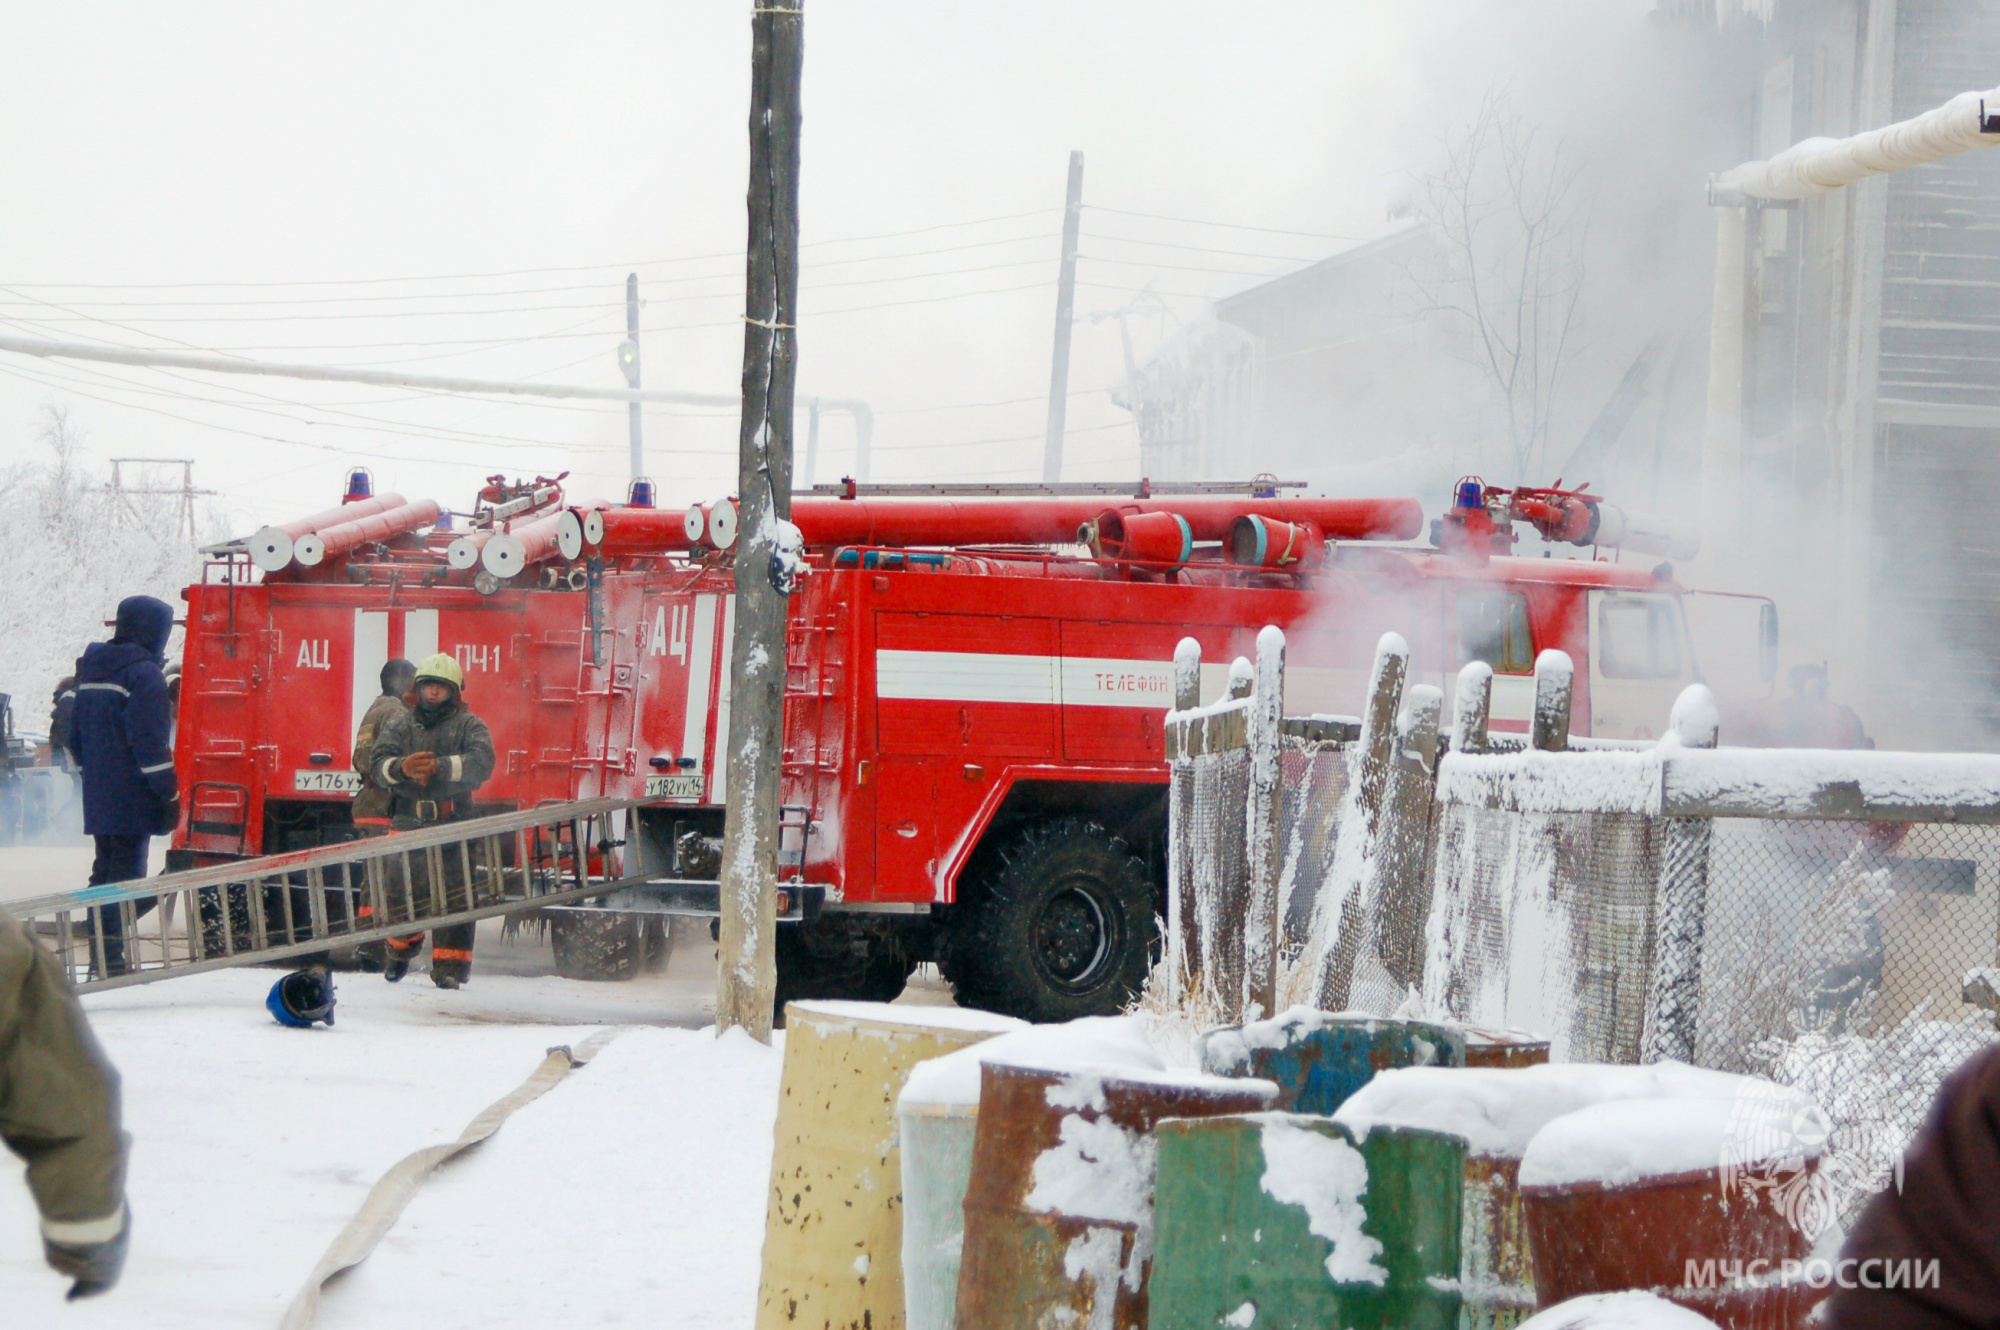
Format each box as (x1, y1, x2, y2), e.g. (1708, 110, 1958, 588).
(945, 817, 1155, 1023)
(548, 911, 646, 982)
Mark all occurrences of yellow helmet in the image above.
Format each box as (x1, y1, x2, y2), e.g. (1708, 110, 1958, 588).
(412, 652, 465, 691)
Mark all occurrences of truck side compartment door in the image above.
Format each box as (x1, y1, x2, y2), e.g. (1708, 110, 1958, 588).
(873, 758, 938, 902)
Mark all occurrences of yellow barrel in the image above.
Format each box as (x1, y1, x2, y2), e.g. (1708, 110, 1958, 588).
(756, 1000, 1024, 1330)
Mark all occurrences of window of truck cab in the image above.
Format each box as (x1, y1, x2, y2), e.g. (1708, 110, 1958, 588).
(1597, 593, 1684, 679)
(1456, 589, 1533, 673)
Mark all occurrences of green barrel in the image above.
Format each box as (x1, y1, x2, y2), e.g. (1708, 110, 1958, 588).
(1199, 1011, 1467, 1115)
(1150, 1113, 1465, 1330)
(898, 1101, 979, 1330)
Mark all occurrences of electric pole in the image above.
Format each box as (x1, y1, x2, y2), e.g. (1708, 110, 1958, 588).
(803, 397, 821, 490)
(619, 273, 643, 484)
(109, 457, 212, 541)
(1041, 150, 1084, 484)
(716, 0, 802, 1041)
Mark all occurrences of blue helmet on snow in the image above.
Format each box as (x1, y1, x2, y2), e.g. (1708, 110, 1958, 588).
(267, 966, 337, 1028)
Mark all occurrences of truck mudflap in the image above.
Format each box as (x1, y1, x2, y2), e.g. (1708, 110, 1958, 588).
(554, 879, 822, 922)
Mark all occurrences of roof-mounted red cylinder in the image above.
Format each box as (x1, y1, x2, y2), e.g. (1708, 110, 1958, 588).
(247, 491, 408, 572)
(1227, 514, 1325, 570)
(1088, 509, 1193, 568)
(294, 499, 442, 567)
(482, 512, 568, 579)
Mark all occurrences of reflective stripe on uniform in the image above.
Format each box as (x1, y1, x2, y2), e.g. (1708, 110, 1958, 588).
(378, 757, 398, 785)
(41, 1207, 125, 1246)
(76, 682, 130, 697)
(138, 760, 174, 774)
(432, 948, 474, 962)
(448, 755, 463, 782)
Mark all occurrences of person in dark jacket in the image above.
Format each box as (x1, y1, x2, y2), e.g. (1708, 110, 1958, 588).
(65, 596, 179, 978)
(1824, 1043, 2000, 1328)
(0, 908, 130, 1300)
(368, 654, 494, 988)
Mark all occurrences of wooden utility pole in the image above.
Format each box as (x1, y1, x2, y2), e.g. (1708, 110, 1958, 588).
(716, 0, 803, 1041)
(1041, 150, 1084, 484)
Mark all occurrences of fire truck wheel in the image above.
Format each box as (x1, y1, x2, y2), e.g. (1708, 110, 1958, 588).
(947, 818, 1155, 1023)
(548, 910, 646, 982)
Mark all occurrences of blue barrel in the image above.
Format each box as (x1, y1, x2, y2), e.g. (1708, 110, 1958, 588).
(1199, 1011, 1467, 1115)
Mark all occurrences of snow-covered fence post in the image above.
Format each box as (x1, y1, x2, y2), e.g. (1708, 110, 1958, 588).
(1310, 632, 1409, 1010)
(1376, 684, 1444, 988)
(1243, 626, 1286, 1020)
(1163, 637, 1203, 998)
(1205, 656, 1255, 1011)
(1227, 656, 1254, 701)
(1530, 650, 1573, 752)
(1642, 685, 1720, 1064)
(1451, 660, 1493, 754)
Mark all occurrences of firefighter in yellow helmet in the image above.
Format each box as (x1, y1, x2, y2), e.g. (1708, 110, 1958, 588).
(366, 654, 495, 988)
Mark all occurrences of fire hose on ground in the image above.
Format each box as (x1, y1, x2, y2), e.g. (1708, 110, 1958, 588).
(277, 1027, 625, 1330)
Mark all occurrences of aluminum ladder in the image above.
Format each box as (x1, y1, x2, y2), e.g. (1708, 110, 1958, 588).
(4, 797, 646, 991)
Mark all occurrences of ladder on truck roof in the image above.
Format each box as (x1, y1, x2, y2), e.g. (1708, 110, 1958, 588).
(4, 797, 646, 992)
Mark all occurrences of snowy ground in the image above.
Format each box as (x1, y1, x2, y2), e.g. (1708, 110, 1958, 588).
(0, 921, 954, 1328)
(0, 842, 166, 906)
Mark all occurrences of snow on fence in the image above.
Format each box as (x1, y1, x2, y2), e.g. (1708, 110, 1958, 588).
(1163, 627, 2000, 1221)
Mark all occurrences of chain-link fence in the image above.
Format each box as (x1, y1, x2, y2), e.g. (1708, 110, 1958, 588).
(1164, 630, 2000, 1223)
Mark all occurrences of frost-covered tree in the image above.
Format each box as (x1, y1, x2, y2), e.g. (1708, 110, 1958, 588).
(1405, 88, 1590, 483)
(0, 404, 203, 737)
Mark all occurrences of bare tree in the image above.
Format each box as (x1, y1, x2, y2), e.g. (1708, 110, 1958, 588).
(1406, 89, 1590, 482)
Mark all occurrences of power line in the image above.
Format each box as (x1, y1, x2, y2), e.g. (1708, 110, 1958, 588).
(0, 208, 1063, 292)
(872, 419, 1132, 453)
(0, 231, 1063, 310)
(1080, 230, 1340, 264)
(0, 252, 1074, 329)
(1079, 253, 1307, 279)
(1084, 205, 1365, 242)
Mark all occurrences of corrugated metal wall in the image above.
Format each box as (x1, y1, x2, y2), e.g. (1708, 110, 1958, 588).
(1871, 0, 2000, 743)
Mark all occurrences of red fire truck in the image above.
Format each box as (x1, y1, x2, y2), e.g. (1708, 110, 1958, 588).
(170, 473, 1779, 1019)
(562, 477, 1779, 1020)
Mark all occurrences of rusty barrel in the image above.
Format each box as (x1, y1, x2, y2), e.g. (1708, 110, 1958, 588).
(954, 1060, 1276, 1330)
(1149, 1112, 1466, 1330)
(1198, 1009, 1468, 1115)
(1518, 1097, 1827, 1330)
(755, 1001, 1023, 1330)
(1461, 1027, 1551, 1070)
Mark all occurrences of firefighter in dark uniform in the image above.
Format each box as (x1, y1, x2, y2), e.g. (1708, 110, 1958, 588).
(347, 658, 414, 971)
(367, 654, 493, 989)
(352, 658, 416, 822)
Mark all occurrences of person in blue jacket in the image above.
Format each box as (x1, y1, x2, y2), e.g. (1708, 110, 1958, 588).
(65, 596, 179, 978)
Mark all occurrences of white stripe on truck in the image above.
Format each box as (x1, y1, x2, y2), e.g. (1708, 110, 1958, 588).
(680, 594, 717, 793)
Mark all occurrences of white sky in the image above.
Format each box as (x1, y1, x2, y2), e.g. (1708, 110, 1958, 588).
(0, 1, 1654, 531)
